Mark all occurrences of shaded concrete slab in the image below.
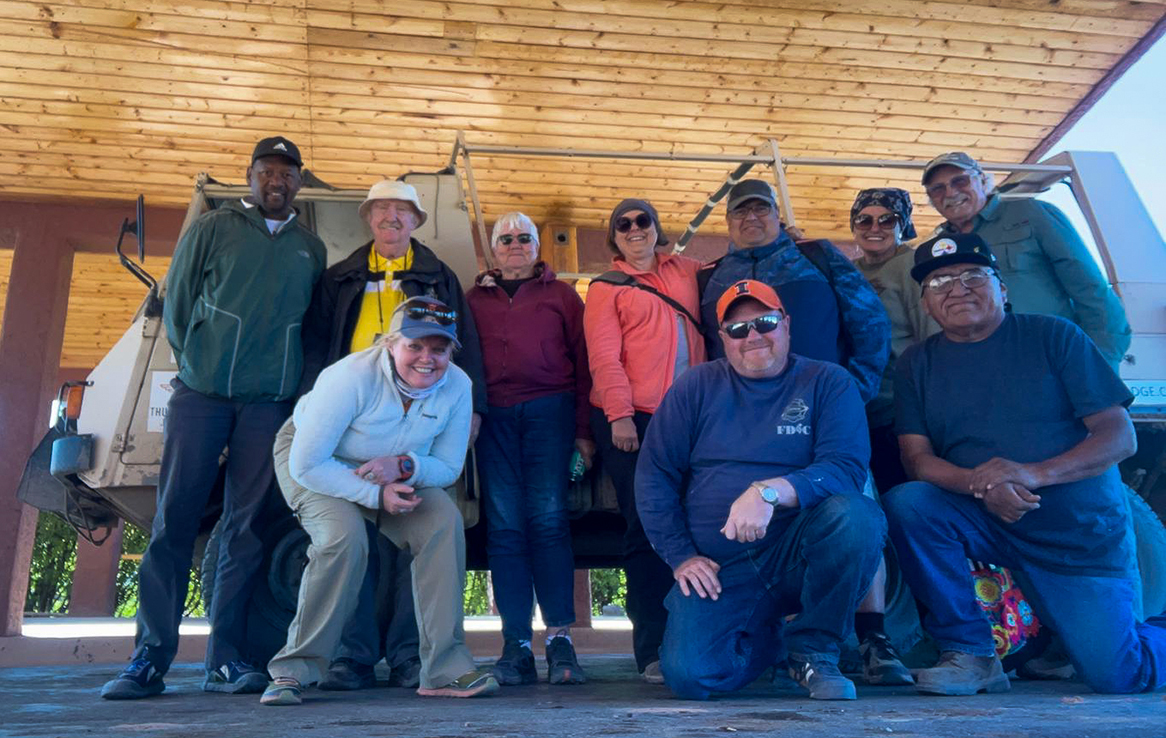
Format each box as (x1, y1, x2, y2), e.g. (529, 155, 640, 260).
(2, 657, 1165, 738)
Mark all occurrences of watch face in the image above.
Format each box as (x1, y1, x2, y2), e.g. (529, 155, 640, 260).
(760, 486, 779, 504)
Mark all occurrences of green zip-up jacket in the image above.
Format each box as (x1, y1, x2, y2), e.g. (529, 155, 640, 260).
(938, 193, 1131, 367)
(164, 199, 327, 402)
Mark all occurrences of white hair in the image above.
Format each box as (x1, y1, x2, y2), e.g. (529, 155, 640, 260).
(979, 169, 997, 192)
(490, 211, 539, 251)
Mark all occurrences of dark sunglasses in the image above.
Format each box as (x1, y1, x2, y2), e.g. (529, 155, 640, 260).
(852, 212, 900, 230)
(722, 313, 784, 339)
(406, 304, 457, 325)
(615, 213, 654, 233)
(497, 233, 534, 246)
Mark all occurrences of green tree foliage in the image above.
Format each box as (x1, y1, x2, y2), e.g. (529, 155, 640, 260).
(589, 568, 627, 616)
(464, 570, 491, 615)
(24, 513, 77, 614)
(115, 522, 203, 618)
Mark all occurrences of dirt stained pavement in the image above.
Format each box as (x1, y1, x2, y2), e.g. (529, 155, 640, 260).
(2, 656, 1165, 737)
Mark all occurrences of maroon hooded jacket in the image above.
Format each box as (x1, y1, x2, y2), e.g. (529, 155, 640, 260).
(466, 262, 592, 439)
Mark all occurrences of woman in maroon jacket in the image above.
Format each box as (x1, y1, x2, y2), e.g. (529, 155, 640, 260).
(467, 212, 595, 688)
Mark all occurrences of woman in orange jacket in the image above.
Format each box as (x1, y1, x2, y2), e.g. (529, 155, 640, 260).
(583, 198, 706, 683)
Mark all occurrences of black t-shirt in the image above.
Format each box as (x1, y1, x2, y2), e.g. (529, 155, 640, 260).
(895, 313, 1135, 576)
(497, 276, 535, 298)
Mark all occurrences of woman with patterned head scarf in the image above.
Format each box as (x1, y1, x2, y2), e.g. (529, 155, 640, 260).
(850, 187, 938, 491)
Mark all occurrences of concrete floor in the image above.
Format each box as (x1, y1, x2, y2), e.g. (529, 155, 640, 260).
(2, 657, 1164, 738)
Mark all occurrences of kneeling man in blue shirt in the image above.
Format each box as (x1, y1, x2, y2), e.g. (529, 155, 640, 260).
(635, 279, 886, 700)
(886, 232, 1166, 696)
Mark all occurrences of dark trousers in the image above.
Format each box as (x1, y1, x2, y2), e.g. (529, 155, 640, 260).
(591, 406, 674, 672)
(480, 393, 578, 643)
(335, 523, 421, 669)
(868, 423, 909, 495)
(134, 379, 290, 673)
(661, 495, 886, 700)
(885, 482, 1166, 694)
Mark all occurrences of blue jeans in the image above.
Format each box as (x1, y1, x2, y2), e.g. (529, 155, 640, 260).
(478, 393, 577, 643)
(884, 481, 1166, 694)
(661, 495, 886, 700)
(134, 379, 290, 673)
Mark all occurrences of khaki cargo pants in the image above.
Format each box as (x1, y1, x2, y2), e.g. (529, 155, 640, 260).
(266, 419, 476, 689)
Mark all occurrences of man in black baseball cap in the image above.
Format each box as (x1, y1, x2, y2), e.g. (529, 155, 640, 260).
(252, 136, 303, 168)
(910, 232, 999, 285)
(884, 224, 1163, 697)
(246, 136, 304, 222)
(102, 136, 326, 701)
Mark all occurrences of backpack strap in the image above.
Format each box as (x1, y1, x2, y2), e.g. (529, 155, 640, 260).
(794, 239, 835, 282)
(794, 239, 854, 358)
(591, 270, 701, 328)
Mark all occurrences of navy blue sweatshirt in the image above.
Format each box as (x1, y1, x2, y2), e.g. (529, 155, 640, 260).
(634, 355, 870, 568)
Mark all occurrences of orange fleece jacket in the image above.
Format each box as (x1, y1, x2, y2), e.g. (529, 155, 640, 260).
(584, 252, 707, 421)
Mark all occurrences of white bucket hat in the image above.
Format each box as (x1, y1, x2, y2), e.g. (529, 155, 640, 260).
(358, 180, 428, 227)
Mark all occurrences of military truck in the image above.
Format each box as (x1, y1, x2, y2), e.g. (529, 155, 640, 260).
(17, 148, 1166, 670)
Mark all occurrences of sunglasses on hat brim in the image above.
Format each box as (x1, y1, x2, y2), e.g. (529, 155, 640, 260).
(405, 304, 457, 325)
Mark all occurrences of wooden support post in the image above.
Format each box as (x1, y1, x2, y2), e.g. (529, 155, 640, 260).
(573, 569, 592, 628)
(68, 522, 123, 617)
(768, 138, 798, 229)
(457, 131, 495, 271)
(0, 204, 73, 636)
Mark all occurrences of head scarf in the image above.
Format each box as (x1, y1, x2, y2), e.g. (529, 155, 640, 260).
(605, 198, 669, 254)
(850, 188, 917, 241)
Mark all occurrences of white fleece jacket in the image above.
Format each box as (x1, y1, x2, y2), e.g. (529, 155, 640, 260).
(288, 345, 472, 508)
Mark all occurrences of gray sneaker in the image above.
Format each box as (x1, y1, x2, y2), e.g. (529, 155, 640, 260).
(640, 660, 665, 684)
(788, 656, 857, 700)
(859, 632, 914, 686)
(318, 658, 377, 691)
(203, 660, 269, 694)
(915, 651, 1010, 696)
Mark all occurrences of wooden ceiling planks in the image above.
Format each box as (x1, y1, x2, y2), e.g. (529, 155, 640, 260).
(0, 0, 1161, 245)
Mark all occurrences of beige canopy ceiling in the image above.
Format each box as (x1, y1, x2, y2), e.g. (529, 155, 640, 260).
(1, 0, 1164, 241)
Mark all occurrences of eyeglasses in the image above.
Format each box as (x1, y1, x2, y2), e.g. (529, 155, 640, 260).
(405, 304, 457, 325)
(728, 202, 774, 220)
(497, 233, 534, 246)
(852, 213, 900, 231)
(923, 268, 994, 294)
(615, 213, 653, 233)
(925, 174, 974, 200)
(722, 313, 785, 339)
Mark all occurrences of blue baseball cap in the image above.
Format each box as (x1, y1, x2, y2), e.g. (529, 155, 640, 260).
(388, 297, 460, 349)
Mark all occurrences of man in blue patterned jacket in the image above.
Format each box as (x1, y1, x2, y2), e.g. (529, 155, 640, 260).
(699, 179, 890, 405)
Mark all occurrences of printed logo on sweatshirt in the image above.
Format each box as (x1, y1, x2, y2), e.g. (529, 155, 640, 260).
(781, 398, 809, 423)
(776, 398, 811, 435)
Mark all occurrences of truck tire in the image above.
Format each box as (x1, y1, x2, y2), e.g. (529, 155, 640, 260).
(1130, 487, 1166, 618)
(198, 511, 308, 667)
(245, 516, 309, 667)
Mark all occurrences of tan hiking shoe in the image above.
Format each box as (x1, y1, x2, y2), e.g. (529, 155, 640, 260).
(416, 668, 500, 698)
(916, 651, 1010, 696)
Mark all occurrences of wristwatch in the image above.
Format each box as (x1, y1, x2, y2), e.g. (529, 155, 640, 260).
(754, 483, 781, 506)
(398, 455, 415, 481)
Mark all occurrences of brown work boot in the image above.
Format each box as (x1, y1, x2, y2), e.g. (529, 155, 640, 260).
(915, 651, 1010, 696)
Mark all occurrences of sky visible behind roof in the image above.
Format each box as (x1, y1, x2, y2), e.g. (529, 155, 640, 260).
(1038, 36, 1166, 245)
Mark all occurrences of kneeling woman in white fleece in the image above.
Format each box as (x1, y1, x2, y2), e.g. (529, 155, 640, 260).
(262, 297, 498, 705)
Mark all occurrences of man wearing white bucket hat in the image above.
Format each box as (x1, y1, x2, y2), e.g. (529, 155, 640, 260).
(296, 178, 485, 692)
